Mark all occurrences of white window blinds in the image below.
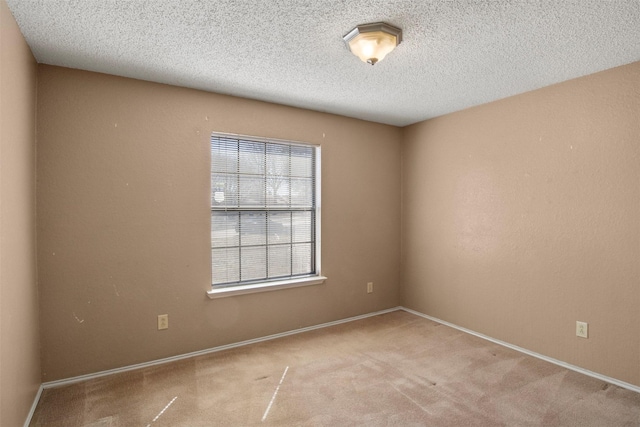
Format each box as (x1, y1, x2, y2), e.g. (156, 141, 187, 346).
(211, 134, 318, 287)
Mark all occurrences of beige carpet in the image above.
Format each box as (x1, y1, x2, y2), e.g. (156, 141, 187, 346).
(31, 310, 640, 426)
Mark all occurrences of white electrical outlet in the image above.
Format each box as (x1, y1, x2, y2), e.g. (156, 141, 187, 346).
(576, 321, 588, 338)
(158, 314, 169, 330)
(367, 282, 374, 294)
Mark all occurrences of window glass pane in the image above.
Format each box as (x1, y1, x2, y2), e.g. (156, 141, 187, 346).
(211, 138, 238, 174)
(238, 175, 265, 207)
(241, 246, 266, 282)
(292, 243, 312, 275)
(239, 141, 264, 175)
(266, 143, 290, 176)
(211, 212, 239, 248)
(291, 211, 312, 243)
(268, 245, 291, 278)
(268, 212, 291, 244)
(291, 178, 313, 207)
(239, 212, 266, 246)
(266, 143, 290, 207)
(212, 247, 239, 285)
(266, 178, 290, 207)
(266, 179, 290, 207)
(290, 145, 313, 177)
(211, 173, 238, 207)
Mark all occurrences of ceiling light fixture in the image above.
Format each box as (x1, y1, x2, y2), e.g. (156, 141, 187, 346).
(343, 22, 403, 65)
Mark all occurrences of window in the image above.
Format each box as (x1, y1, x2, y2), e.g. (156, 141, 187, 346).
(208, 133, 324, 298)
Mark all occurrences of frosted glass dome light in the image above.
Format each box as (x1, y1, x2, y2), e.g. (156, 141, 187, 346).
(343, 22, 403, 65)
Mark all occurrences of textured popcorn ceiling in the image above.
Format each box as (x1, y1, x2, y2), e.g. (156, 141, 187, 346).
(6, 0, 640, 126)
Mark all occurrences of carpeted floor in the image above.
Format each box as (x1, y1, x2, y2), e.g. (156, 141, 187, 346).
(31, 310, 640, 426)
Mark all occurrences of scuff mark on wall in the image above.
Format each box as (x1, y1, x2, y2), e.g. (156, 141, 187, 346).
(73, 312, 85, 324)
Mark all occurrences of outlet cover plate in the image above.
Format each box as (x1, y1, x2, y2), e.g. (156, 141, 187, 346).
(158, 314, 169, 330)
(576, 321, 588, 338)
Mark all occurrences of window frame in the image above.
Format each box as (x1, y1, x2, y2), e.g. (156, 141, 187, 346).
(207, 132, 326, 299)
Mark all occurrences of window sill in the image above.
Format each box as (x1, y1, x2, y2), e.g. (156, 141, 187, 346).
(207, 276, 327, 299)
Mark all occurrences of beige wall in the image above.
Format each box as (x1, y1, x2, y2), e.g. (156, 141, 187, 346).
(0, 0, 40, 425)
(402, 62, 640, 386)
(36, 65, 402, 381)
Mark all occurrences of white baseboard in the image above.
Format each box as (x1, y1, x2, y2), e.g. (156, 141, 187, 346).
(40, 306, 402, 390)
(400, 306, 640, 394)
(23, 384, 43, 427)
